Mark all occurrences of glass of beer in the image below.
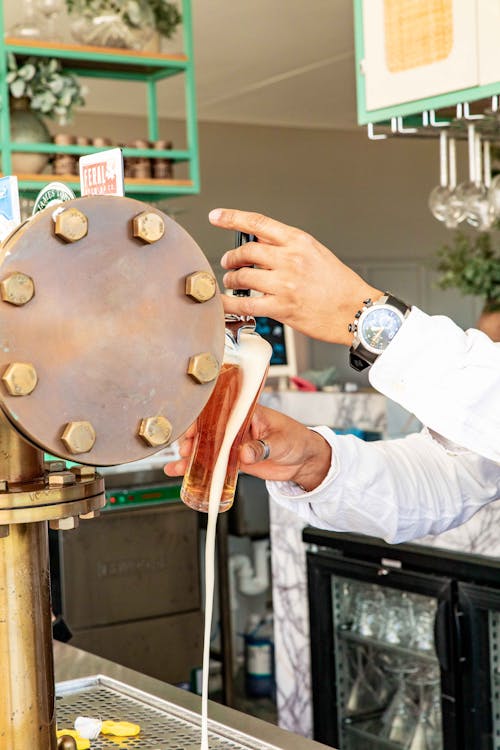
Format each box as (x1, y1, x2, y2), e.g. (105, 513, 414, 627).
(181, 316, 272, 513)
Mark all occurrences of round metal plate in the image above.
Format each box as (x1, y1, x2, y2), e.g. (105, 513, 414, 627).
(0, 196, 225, 465)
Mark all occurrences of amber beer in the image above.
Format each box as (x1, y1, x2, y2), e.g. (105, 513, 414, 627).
(181, 362, 266, 513)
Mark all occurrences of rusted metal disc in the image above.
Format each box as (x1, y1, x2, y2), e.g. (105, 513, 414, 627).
(0, 196, 225, 465)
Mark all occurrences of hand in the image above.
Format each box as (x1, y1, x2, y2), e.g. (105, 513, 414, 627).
(210, 208, 382, 346)
(164, 405, 332, 492)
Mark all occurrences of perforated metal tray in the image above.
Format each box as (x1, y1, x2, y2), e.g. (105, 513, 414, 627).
(56, 675, 281, 750)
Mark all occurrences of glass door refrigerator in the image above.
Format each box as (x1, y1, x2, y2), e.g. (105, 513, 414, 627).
(303, 529, 487, 750)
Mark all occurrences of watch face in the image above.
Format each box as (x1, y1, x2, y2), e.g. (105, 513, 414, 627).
(360, 307, 403, 352)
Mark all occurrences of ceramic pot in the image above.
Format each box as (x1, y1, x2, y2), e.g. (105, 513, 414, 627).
(477, 302, 500, 342)
(8, 97, 50, 174)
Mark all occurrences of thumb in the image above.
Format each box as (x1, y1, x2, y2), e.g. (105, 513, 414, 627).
(241, 439, 269, 464)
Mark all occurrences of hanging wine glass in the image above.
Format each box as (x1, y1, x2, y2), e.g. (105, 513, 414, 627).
(467, 135, 495, 230)
(428, 132, 452, 222)
(408, 667, 442, 750)
(455, 123, 488, 225)
(379, 661, 419, 745)
(442, 137, 467, 229)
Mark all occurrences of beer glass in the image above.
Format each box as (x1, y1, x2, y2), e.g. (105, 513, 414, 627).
(181, 316, 272, 513)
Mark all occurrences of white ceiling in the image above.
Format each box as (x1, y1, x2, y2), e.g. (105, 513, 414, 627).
(4, 0, 358, 130)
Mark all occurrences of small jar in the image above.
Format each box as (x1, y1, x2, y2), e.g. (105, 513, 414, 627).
(53, 133, 77, 176)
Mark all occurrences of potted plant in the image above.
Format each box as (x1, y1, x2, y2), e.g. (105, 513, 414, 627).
(65, 0, 182, 50)
(436, 230, 500, 339)
(5, 53, 85, 173)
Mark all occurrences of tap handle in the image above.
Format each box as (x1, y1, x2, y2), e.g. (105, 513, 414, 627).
(233, 232, 257, 297)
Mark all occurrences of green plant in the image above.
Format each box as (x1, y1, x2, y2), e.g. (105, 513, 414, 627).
(436, 231, 500, 311)
(6, 54, 85, 125)
(65, 0, 182, 39)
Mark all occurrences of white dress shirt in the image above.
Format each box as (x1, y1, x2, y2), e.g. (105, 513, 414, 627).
(267, 307, 500, 543)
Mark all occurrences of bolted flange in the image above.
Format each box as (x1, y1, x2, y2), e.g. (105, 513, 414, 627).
(47, 471, 75, 487)
(54, 207, 88, 243)
(132, 211, 165, 243)
(185, 271, 217, 303)
(79, 509, 100, 520)
(50, 516, 79, 531)
(2, 362, 38, 396)
(138, 415, 173, 447)
(44, 460, 67, 473)
(70, 465, 96, 479)
(0, 272, 35, 306)
(187, 352, 220, 384)
(61, 421, 96, 454)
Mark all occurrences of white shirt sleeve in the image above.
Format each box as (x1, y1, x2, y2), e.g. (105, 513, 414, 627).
(369, 306, 500, 462)
(266, 427, 500, 544)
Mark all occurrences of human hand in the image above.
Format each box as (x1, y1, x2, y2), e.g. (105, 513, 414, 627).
(210, 208, 382, 346)
(164, 405, 332, 492)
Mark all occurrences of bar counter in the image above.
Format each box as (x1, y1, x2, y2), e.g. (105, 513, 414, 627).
(54, 641, 334, 750)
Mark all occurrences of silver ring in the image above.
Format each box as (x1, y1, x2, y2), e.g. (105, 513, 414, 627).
(257, 439, 271, 461)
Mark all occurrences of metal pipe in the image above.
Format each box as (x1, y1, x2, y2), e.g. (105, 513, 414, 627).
(0, 521, 56, 749)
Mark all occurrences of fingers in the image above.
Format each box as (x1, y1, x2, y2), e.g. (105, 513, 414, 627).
(222, 293, 282, 319)
(240, 439, 270, 464)
(222, 267, 282, 296)
(220, 242, 277, 270)
(164, 459, 188, 477)
(209, 208, 298, 245)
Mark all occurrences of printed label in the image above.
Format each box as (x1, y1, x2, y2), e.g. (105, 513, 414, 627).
(79, 148, 124, 197)
(0, 175, 20, 241)
(32, 182, 75, 215)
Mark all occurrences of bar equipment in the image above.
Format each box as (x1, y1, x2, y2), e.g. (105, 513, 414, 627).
(0, 194, 225, 749)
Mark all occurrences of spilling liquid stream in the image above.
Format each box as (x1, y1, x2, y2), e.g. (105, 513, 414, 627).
(199, 332, 271, 750)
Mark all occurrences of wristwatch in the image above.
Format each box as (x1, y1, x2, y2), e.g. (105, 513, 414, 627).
(349, 293, 411, 372)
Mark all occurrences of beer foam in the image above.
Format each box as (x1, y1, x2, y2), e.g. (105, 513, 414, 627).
(201, 332, 271, 750)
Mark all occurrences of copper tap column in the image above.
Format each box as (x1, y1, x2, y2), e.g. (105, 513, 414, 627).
(0, 196, 225, 749)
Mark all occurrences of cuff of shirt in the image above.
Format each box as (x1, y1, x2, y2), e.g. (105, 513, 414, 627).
(266, 425, 339, 502)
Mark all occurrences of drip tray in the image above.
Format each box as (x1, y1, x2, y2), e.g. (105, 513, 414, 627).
(56, 675, 279, 750)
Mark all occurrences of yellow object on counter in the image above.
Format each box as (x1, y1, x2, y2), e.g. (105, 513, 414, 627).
(101, 720, 141, 737)
(56, 729, 90, 750)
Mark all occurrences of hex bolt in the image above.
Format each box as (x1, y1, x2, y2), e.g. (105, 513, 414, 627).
(44, 460, 67, 473)
(50, 516, 79, 531)
(70, 465, 96, 480)
(48, 471, 75, 487)
(0, 272, 35, 306)
(60, 421, 96, 455)
(138, 415, 173, 447)
(187, 352, 220, 384)
(57, 737, 78, 750)
(54, 207, 88, 243)
(79, 510, 100, 520)
(2, 362, 38, 396)
(185, 271, 217, 303)
(132, 211, 165, 244)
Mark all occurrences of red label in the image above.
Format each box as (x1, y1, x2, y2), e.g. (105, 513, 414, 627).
(81, 160, 117, 195)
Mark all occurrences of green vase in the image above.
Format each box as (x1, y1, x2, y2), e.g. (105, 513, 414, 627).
(7, 97, 50, 175)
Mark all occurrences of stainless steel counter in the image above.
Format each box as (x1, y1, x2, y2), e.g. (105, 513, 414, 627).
(54, 642, 334, 750)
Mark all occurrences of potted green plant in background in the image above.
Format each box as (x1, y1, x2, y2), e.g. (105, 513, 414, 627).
(4, 53, 85, 173)
(436, 230, 500, 340)
(65, 0, 182, 50)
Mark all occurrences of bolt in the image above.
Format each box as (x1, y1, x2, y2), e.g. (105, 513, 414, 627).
(61, 421, 96, 455)
(48, 471, 75, 487)
(185, 271, 217, 303)
(70, 465, 96, 480)
(2, 362, 38, 396)
(138, 415, 173, 447)
(0, 480, 7, 492)
(132, 211, 165, 244)
(187, 352, 220, 384)
(79, 510, 100, 520)
(0, 272, 35, 306)
(54, 207, 88, 243)
(44, 460, 67, 473)
(50, 516, 79, 531)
